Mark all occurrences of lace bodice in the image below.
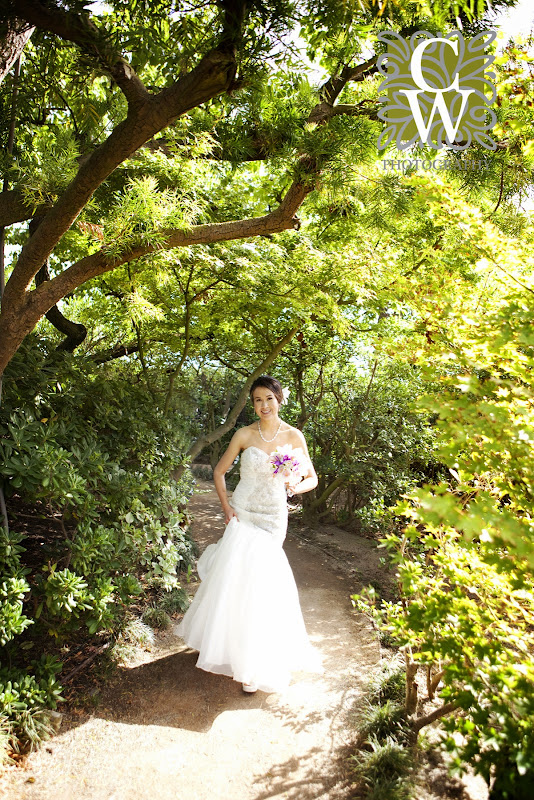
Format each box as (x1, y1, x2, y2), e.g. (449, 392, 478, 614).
(229, 446, 288, 543)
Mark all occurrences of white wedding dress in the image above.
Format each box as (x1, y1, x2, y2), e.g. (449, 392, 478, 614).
(176, 445, 322, 693)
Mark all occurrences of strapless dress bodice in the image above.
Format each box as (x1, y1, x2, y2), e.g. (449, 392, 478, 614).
(229, 446, 288, 541)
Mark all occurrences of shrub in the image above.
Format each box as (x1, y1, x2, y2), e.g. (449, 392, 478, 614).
(0, 656, 63, 752)
(159, 587, 191, 614)
(0, 715, 15, 765)
(0, 576, 33, 646)
(367, 656, 406, 707)
(355, 286, 534, 788)
(0, 340, 195, 749)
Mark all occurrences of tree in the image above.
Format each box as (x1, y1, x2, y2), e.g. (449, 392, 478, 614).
(354, 227, 534, 791)
(0, 0, 520, 375)
(0, 0, 384, 375)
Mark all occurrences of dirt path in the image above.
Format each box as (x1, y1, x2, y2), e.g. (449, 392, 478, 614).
(4, 483, 381, 800)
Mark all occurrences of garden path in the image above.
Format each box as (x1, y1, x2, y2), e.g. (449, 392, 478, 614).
(5, 481, 381, 800)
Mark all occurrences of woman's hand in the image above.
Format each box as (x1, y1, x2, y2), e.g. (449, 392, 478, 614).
(286, 476, 301, 496)
(223, 504, 238, 524)
(214, 429, 246, 525)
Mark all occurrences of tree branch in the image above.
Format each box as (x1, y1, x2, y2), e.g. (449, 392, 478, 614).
(2, 46, 240, 306)
(428, 668, 446, 700)
(0, 178, 308, 375)
(211, 351, 250, 376)
(31, 216, 87, 352)
(332, 102, 380, 120)
(181, 325, 300, 470)
(0, 190, 48, 227)
(318, 56, 379, 107)
(14, 0, 149, 106)
(0, 41, 379, 376)
(411, 702, 458, 733)
(27, 180, 310, 319)
(35, 262, 87, 352)
(90, 341, 140, 364)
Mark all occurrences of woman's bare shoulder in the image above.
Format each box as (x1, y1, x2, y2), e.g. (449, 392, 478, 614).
(233, 424, 256, 447)
(283, 424, 306, 446)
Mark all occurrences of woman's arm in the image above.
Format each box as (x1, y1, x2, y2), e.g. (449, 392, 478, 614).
(213, 430, 246, 523)
(290, 430, 318, 495)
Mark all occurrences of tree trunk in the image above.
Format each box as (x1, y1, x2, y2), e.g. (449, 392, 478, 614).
(405, 655, 419, 715)
(0, 18, 34, 85)
(307, 476, 345, 512)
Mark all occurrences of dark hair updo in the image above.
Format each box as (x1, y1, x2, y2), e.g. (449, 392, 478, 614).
(249, 375, 284, 404)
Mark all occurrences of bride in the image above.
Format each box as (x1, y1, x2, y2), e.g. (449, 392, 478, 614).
(176, 375, 322, 694)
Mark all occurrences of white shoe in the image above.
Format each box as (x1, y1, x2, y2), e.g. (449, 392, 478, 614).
(242, 682, 257, 693)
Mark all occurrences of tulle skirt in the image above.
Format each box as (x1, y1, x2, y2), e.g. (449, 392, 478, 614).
(176, 516, 322, 693)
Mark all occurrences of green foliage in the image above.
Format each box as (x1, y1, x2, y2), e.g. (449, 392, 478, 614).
(355, 277, 534, 786)
(0, 341, 195, 595)
(34, 566, 116, 638)
(0, 655, 63, 752)
(158, 586, 191, 614)
(0, 340, 194, 747)
(367, 656, 406, 706)
(14, 127, 80, 209)
(103, 176, 203, 259)
(279, 344, 440, 530)
(1, 0, 531, 779)
(353, 652, 418, 800)
(0, 576, 33, 646)
(124, 617, 156, 647)
(359, 700, 409, 743)
(0, 714, 16, 765)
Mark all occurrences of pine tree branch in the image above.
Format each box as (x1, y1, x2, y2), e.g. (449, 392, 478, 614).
(2, 46, 239, 308)
(0, 28, 377, 375)
(90, 341, 140, 364)
(0, 178, 309, 375)
(27, 179, 310, 318)
(332, 102, 380, 120)
(319, 56, 379, 106)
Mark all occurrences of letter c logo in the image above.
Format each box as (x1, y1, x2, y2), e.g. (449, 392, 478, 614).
(411, 38, 460, 93)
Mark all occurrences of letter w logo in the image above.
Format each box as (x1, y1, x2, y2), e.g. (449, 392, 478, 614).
(400, 37, 473, 145)
(400, 88, 474, 144)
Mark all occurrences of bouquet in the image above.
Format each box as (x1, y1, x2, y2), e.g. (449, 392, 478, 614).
(269, 444, 307, 490)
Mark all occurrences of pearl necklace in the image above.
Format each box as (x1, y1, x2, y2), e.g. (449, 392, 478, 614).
(258, 419, 282, 443)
